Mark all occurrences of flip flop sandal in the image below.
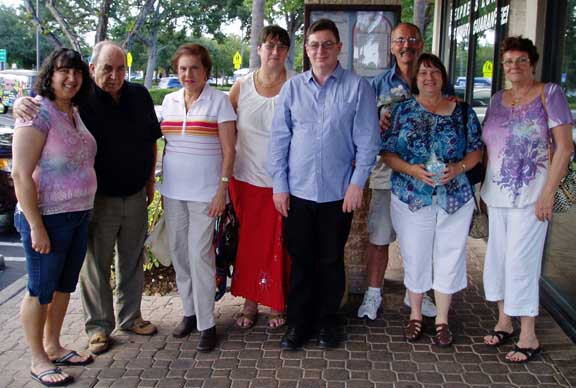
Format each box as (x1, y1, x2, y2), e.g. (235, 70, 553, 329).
(235, 311, 258, 329)
(434, 323, 453, 347)
(506, 345, 542, 363)
(52, 350, 94, 366)
(485, 330, 514, 347)
(31, 367, 74, 387)
(267, 313, 286, 331)
(403, 319, 424, 342)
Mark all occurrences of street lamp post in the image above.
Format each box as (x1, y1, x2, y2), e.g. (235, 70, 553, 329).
(36, 0, 40, 70)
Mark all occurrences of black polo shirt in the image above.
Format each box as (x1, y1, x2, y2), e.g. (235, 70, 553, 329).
(79, 82, 162, 197)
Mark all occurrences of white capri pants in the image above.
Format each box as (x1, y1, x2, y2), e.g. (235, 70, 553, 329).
(483, 205, 548, 317)
(391, 194, 474, 294)
(163, 197, 216, 331)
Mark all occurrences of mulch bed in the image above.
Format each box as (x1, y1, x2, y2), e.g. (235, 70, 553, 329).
(143, 265, 177, 296)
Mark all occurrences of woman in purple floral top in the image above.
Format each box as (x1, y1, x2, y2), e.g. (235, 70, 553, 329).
(13, 48, 96, 386)
(381, 54, 483, 347)
(480, 37, 573, 363)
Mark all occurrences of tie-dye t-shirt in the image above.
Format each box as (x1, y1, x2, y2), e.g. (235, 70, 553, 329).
(14, 98, 97, 215)
(480, 83, 573, 208)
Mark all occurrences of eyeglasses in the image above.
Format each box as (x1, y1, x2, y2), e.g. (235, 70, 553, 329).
(306, 41, 338, 51)
(261, 43, 289, 52)
(502, 57, 530, 67)
(392, 37, 420, 45)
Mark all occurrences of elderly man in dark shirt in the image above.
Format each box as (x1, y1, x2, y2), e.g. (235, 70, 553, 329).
(14, 41, 162, 355)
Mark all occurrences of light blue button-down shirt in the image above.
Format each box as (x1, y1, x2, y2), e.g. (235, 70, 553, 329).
(267, 64, 380, 203)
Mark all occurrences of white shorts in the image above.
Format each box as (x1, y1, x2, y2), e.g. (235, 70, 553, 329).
(391, 194, 474, 294)
(483, 205, 548, 317)
(367, 189, 396, 245)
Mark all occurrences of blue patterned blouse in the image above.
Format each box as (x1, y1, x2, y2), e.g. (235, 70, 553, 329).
(382, 99, 483, 213)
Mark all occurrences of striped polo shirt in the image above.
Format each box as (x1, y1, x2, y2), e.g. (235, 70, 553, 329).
(159, 85, 236, 202)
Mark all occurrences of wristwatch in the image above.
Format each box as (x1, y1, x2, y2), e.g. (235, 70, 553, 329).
(221, 176, 230, 183)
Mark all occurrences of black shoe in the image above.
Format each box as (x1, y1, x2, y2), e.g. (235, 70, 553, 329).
(318, 326, 339, 349)
(172, 316, 197, 338)
(280, 327, 307, 351)
(197, 326, 217, 352)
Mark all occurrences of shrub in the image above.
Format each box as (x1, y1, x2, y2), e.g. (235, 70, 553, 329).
(149, 88, 177, 105)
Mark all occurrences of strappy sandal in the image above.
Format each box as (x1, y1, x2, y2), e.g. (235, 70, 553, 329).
(506, 345, 542, 363)
(485, 329, 514, 347)
(403, 319, 424, 342)
(267, 313, 286, 331)
(434, 323, 453, 347)
(235, 310, 258, 329)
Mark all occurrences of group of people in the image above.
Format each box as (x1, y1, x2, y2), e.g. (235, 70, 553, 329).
(10, 16, 573, 388)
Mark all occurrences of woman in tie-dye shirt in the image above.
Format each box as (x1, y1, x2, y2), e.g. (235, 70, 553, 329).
(12, 48, 96, 386)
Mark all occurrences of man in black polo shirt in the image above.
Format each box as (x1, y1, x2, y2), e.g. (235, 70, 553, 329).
(14, 41, 162, 355)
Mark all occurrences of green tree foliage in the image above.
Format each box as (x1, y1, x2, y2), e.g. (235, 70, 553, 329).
(562, 0, 576, 104)
(0, 5, 55, 69)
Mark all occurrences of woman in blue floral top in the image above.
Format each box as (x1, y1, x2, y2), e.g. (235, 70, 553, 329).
(381, 53, 483, 347)
(480, 37, 573, 363)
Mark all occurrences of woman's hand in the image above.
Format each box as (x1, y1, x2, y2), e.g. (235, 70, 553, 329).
(410, 164, 436, 186)
(31, 224, 51, 254)
(535, 188, 555, 222)
(440, 163, 463, 185)
(208, 187, 227, 217)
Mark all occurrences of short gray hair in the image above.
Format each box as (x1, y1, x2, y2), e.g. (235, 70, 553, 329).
(91, 40, 125, 65)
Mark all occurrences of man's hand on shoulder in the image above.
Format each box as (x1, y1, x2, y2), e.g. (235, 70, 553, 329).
(13, 96, 42, 121)
(342, 183, 363, 213)
(379, 111, 391, 134)
(273, 192, 290, 217)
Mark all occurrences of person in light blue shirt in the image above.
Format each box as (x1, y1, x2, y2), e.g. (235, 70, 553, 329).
(267, 18, 380, 351)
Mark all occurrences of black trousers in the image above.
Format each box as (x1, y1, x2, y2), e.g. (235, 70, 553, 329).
(283, 195, 353, 330)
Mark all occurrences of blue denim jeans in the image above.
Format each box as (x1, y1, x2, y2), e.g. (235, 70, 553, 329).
(15, 209, 91, 304)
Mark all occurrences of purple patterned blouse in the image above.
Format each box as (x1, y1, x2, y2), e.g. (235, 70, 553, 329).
(480, 83, 573, 208)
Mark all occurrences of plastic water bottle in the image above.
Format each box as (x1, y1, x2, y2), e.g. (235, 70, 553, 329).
(425, 151, 445, 187)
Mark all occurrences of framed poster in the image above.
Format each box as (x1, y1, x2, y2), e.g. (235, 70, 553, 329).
(305, 4, 400, 77)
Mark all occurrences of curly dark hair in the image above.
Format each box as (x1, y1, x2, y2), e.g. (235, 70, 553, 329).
(500, 36, 539, 66)
(34, 48, 91, 104)
(410, 53, 448, 95)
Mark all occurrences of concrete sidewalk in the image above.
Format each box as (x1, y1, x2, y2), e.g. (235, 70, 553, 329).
(0, 239, 574, 388)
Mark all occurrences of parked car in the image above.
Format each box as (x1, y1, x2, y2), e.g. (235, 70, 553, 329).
(455, 76, 492, 88)
(0, 70, 37, 114)
(157, 77, 181, 89)
(0, 126, 15, 233)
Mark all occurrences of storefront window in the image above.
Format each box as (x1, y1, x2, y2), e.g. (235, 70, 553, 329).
(541, 0, 576, 332)
(444, 0, 509, 120)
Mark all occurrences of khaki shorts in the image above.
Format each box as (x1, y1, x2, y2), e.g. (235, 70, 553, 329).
(367, 189, 396, 245)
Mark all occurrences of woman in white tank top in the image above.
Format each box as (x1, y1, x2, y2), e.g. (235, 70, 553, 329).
(228, 26, 295, 330)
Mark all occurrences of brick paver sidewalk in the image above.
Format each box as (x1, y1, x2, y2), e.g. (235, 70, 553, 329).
(0, 239, 574, 388)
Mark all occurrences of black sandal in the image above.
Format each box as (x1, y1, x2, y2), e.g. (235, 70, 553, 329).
(485, 330, 514, 347)
(506, 345, 541, 363)
(403, 319, 424, 342)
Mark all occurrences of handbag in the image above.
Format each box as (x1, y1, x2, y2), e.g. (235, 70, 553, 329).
(461, 102, 484, 185)
(469, 195, 488, 239)
(541, 89, 576, 213)
(144, 197, 172, 266)
(214, 203, 239, 301)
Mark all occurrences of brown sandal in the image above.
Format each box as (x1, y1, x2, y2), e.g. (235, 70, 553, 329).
(403, 319, 424, 342)
(434, 323, 453, 347)
(235, 311, 258, 329)
(267, 313, 286, 330)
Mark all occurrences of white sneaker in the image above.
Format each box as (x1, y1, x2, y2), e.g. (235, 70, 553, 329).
(403, 291, 437, 318)
(357, 292, 382, 320)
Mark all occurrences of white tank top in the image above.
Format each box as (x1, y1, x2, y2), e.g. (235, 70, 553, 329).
(233, 70, 295, 187)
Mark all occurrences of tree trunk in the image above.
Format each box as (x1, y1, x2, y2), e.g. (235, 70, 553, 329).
(46, 0, 82, 52)
(249, 0, 265, 70)
(144, 30, 158, 90)
(23, 0, 63, 49)
(413, 0, 427, 36)
(94, 0, 113, 44)
(123, 0, 157, 51)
